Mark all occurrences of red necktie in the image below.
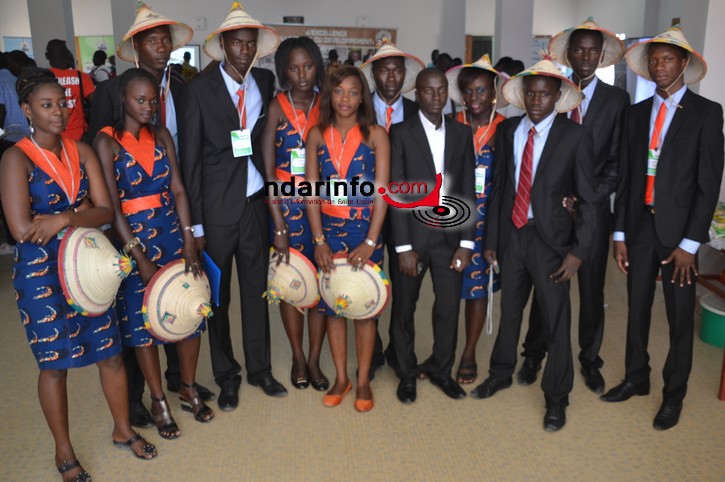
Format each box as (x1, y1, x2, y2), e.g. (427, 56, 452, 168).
(645, 102, 667, 206)
(385, 105, 394, 132)
(512, 127, 536, 229)
(237, 87, 246, 129)
(159, 86, 166, 127)
(570, 106, 581, 124)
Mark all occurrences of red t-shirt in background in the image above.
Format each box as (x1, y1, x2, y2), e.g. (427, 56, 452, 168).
(50, 68, 95, 141)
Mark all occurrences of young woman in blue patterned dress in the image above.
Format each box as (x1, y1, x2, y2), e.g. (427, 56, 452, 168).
(262, 37, 328, 391)
(305, 66, 390, 412)
(0, 68, 156, 482)
(94, 69, 213, 441)
(454, 66, 503, 385)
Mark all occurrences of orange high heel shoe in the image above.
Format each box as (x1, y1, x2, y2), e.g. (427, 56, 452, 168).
(322, 382, 352, 407)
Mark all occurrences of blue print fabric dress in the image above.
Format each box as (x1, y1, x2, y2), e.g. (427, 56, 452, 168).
(101, 127, 205, 347)
(272, 92, 320, 261)
(459, 113, 503, 300)
(13, 137, 122, 370)
(316, 125, 383, 317)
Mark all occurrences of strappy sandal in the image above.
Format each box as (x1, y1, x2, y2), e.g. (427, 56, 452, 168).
(112, 432, 157, 460)
(150, 395, 181, 439)
(456, 362, 479, 385)
(57, 460, 91, 481)
(178, 382, 215, 423)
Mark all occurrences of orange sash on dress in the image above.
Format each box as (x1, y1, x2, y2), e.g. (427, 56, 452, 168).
(473, 113, 505, 154)
(277, 92, 320, 144)
(16, 136, 81, 205)
(100, 126, 157, 177)
(321, 125, 368, 219)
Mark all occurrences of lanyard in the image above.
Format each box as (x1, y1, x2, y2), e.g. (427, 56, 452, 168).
(329, 123, 349, 176)
(30, 135, 75, 205)
(287, 91, 316, 142)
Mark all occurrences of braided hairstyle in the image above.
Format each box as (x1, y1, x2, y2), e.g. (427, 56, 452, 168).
(112, 68, 159, 138)
(15, 67, 61, 105)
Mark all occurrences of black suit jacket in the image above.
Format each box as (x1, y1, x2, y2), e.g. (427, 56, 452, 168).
(180, 67, 275, 227)
(614, 89, 724, 247)
(389, 113, 476, 250)
(486, 115, 597, 261)
(579, 79, 630, 204)
(85, 74, 186, 145)
(402, 97, 419, 120)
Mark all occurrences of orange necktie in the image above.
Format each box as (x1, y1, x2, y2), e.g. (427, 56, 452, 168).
(237, 87, 247, 129)
(645, 102, 667, 206)
(385, 105, 394, 132)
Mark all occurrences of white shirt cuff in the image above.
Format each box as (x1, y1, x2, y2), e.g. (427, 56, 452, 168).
(395, 245, 413, 253)
(678, 238, 700, 255)
(459, 241, 475, 250)
(192, 224, 205, 238)
(613, 231, 625, 242)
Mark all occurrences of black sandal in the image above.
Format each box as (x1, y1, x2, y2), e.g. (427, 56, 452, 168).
(112, 432, 157, 460)
(150, 395, 181, 439)
(57, 460, 91, 481)
(179, 382, 215, 423)
(456, 362, 479, 385)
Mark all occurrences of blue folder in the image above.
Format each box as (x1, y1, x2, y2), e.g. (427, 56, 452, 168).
(202, 251, 221, 306)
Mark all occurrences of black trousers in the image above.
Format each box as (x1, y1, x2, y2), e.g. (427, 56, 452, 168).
(204, 197, 272, 389)
(488, 224, 573, 406)
(522, 203, 610, 369)
(125, 345, 181, 403)
(391, 231, 462, 379)
(372, 215, 399, 367)
(624, 211, 696, 403)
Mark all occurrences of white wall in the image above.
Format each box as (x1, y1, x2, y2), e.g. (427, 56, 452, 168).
(466, 0, 495, 36)
(72, 0, 113, 36)
(574, 0, 648, 37)
(532, 0, 576, 36)
(0, 0, 31, 51)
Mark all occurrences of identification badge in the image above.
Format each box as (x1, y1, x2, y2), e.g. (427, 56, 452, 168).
(231, 129, 253, 157)
(475, 167, 487, 194)
(330, 179, 347, 206)
(647, 148, 659, 176)
(290, 148, 306, 176)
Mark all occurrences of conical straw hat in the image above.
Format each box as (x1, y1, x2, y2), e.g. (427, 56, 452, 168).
(549, 17, 625, 69)
(58, 227, 133, 317)
(502, 56, 583, 113)
(204, 2, 281, 61)
(142, 259, 212, 342)
(360, 39, 425, 94)
(446, 54, 508, 107)
(265, 247, 319, 309)
(117, 1, 193, 62)
(625, 25, 706, 85)
(318, 254, 390, 320)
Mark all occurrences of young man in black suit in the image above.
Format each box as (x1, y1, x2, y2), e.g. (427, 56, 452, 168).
(602, 27, 724, 431)
(180, 4, 287, 411)
(84, 6, 215, 428)
(519, 20, 630, 394)
(361, 42, 424, 377)
(389, 68, 476, 404)
(470, 59, 596, 432)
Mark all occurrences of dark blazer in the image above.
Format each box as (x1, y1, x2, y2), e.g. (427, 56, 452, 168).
(486, 114, 597, 261)
(389, 113, 476, 250)
(402, 97, 419, 120)
(614, 89, 724, 247)
(580, 80, 630, 203)
(180, 66, 275, 227)
(85, 74, 186, 145)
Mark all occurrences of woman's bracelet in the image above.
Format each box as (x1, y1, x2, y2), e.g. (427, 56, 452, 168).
(312, 234, 326, 246)
(122, 237, 143, 256)
(364, 238, 375, 247)
(274, 225, 288, 236)
(182, 226, 194, 233)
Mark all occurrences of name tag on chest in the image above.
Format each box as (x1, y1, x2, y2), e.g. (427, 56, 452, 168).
(647, 148, 659, 176)
(231, 129, 253, 157)
(475, 167, 487, 194)
(290, 148, 306, 176)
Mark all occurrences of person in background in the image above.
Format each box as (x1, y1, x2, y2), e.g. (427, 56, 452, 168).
(46, 39, 94, 141)
(6, 49, 36, 77)
(91, 50, 113, 84)
(181, 51, 199, 83)
(326, 49, 341, 77)
(428, 49, 439, 68)
(261, 36, 329, 392)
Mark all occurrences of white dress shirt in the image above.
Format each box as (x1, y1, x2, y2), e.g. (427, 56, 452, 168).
(160, 70, 178, 153)
(568, 75, 598, 121)
(513, 110, 557, 220)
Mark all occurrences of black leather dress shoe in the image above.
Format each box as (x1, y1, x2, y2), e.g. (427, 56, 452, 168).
(470, 376, 513, 399)
(653, 401, 682, 430)
(544, 405, 566, 432)
(217, 385, 239, 411)
(429, 375, 466, 400)
(168, 382, 216, 401)
(248, 373, 288, 398)
(517, 358, 542, 385)
(600, 380, 650, 402)
(396, 376, 417, 404)
(129, 400, 154, 428)
(581, 366, 605, 394)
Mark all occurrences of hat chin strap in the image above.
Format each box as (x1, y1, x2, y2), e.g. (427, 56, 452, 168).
(660, 56, 689, 107)
(221, 37, 259, 83)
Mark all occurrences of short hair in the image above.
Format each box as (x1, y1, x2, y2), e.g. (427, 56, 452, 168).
(0, 52, 8, 71)
(112, 68, 159, 137)
(274, 36, 325, 91)
(328, 49, 339, 61)
(46, 39, 67, 54)
(457, 67, 497, 95)
(372, 55, 405, 70)
(15, 67, 60, 105)
(648, 42, 689, 59)
(569, 29, 603, 47)
(317, 65, 375, 141)
(92, 50, 107, 66)
(416, 67, 447, 90)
